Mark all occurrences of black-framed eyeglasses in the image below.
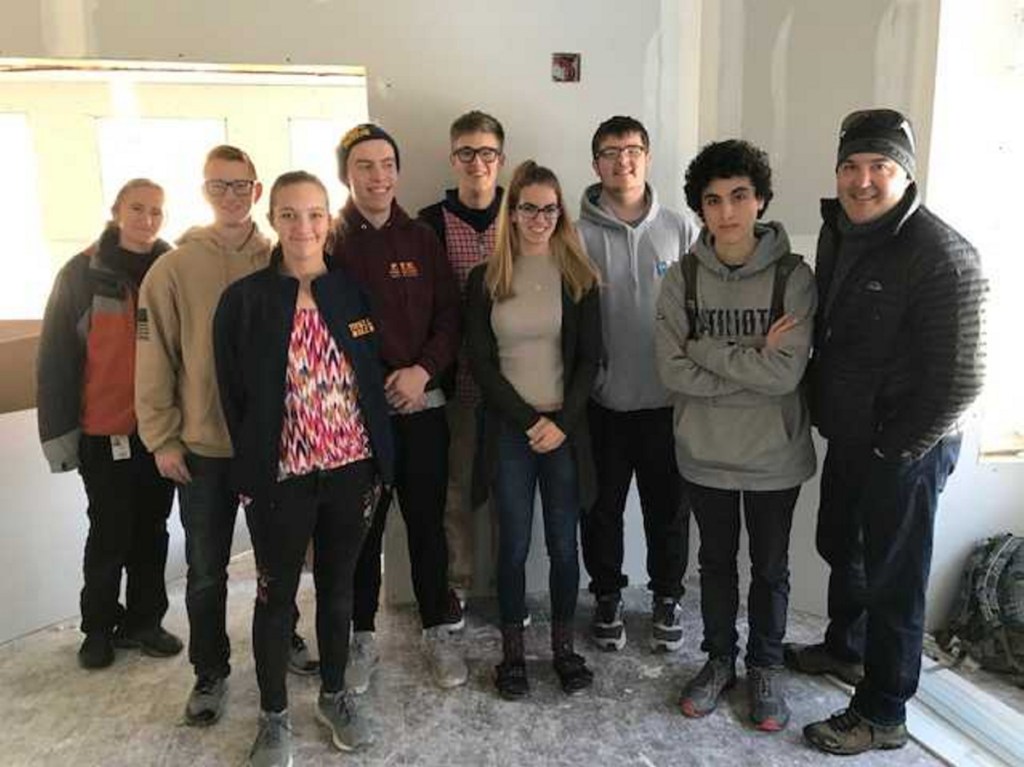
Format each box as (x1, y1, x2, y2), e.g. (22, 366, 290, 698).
(594, 144, 646, 162)
(839, 109, 916, 152)
(516, 202, 561, 221)
(452, 146, 502, 164)
(204, 179, 255, 197)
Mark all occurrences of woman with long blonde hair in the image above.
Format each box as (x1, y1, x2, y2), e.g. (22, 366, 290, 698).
(466, 160, 601, 700)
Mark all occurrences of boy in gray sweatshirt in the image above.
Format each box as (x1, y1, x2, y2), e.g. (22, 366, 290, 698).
(655, 139, 816, 732)
(577, 116, 698, 653)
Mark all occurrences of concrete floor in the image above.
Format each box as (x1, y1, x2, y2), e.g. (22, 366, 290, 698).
(0, 554, 947, 766)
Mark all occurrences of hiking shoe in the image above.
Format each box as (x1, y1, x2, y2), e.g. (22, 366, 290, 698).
(249, 709, 293, 767)
(803, 708, 908, 755)
(288, 632, 319, 676)
(422, 625, 468, 688)
(783, 642, 864, 685)
(113, 625, 183, 658)
(344, 631, 378, 695)
(78, 633, 114, 669)
(184, 675, 228, 727)
(495, 658, 530, 700)
(679, 656, 736, 718)
(748, 665, 790, 732)
(553, 651, 594, 695)
(592, 595, 626, 651)
(444, 588, 466, 632)
(651, 597, 683, 652)
(316, 690, 373, 752)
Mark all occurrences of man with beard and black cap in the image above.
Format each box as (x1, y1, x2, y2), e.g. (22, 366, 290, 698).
(784, 108, 986, 755)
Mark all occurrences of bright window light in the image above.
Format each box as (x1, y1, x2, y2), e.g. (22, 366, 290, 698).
(288, 118, 356, 213)
(96, 117, 226, 243)
(0, 113, 50, 319)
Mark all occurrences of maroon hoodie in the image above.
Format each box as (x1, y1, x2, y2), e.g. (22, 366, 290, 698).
(330, 200, 460, 383)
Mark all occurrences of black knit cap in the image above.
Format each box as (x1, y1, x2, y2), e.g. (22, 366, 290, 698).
(336, 123, 401, 185)
(836, 108, 916, 178)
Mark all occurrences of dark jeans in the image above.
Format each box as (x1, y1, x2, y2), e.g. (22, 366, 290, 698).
(688, 481, 799, 667)
(493, 420, 581, 625)
(78, 433, 175, 635)
(352, 407, 450, 631)
(247, 459, 378, 712)
(817, 435, 961, 725)
(581, 402, 689, 600)
(178, 454, 239, 679)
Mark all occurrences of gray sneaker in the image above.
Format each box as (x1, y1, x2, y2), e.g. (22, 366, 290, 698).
(748, 665, 790, 732)
(592, 595, 626, 651)
(422, 625, 468, 688)
(316, 690, 373, 752)
(287, 632, 319, 676)
(184, 675, 227, 727)
(249, 710, 293, 767)
(651, 597, 683, 652)
(679, 656, 736, 718)
(345, 631, 378, 695)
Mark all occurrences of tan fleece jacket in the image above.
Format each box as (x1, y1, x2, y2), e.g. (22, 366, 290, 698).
(135, 224, 271, 457)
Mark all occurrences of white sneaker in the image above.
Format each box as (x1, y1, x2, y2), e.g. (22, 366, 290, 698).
(344, 631, 378, 695)
(422, 625, 468, 689)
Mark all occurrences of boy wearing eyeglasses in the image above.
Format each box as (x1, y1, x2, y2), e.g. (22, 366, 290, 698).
(137, 145, 314, 726)
(785, 109, 986, 755)
(419, 111, 506, 630)
(577, 116, 698, 655)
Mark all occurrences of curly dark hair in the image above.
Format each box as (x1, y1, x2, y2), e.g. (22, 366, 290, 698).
(683, 139, 773, 220)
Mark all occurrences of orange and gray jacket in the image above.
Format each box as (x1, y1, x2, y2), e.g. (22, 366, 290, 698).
(37, 226, 170, 472)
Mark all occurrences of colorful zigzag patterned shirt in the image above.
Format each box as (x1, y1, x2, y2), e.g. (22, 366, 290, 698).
(278, 308, 372, 480)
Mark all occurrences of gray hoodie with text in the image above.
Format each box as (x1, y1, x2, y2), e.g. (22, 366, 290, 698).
(654, 221, 817, 491)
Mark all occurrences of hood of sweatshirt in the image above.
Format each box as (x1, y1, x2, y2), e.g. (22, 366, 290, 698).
(689, 220, 792, 282)
(175, 222, 272, 262)
(579, 182, 664, 285)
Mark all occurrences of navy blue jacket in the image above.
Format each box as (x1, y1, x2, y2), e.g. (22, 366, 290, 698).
(213, 251, 395, 499)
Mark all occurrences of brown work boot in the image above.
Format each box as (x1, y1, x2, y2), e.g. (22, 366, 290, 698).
(804, 708, 908, 755)
(783, 642, 864, 685)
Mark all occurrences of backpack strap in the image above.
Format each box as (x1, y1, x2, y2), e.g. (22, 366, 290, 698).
(681, 251, 699, 340)
(977, 534, 1024, 630)
(769, 252, 803, 326)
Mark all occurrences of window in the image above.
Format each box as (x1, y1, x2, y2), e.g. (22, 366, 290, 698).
(0, 113, 49, 319)
(0, 59, 368, 319)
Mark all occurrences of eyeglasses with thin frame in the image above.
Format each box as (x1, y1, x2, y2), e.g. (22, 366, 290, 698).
(516, 202, 561, 222)
(204, 179, 256, 197)
(839, 109, 916, 152)
(595, 144, 646, 162)
(452, 146, 502, 164)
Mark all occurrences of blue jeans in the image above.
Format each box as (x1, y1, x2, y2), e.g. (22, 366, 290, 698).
(493, 421, 580, 625)
(178, 454, 238, 679)
(816, 434, 961, 725)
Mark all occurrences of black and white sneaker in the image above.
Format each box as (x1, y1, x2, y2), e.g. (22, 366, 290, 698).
(651, 597, 683, 652)
(592, 594, 626, 651)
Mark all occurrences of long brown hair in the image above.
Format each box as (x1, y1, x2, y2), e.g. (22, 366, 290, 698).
(485, 160, 598, 302)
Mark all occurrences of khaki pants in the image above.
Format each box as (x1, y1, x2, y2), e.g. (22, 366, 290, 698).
(444, 398, 481, 594)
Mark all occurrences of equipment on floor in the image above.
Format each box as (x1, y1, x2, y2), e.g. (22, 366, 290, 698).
(936, 532, 1024, 687)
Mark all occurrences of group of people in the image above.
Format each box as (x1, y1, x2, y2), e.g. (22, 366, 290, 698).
(35, 106, 985, 766)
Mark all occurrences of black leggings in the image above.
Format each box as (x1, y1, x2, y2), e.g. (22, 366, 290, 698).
(246, 459, 379, 712)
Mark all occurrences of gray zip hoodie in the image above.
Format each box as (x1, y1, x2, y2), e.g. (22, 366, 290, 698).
(654, 221, 817, 491)
(578, 183, 698, 411)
